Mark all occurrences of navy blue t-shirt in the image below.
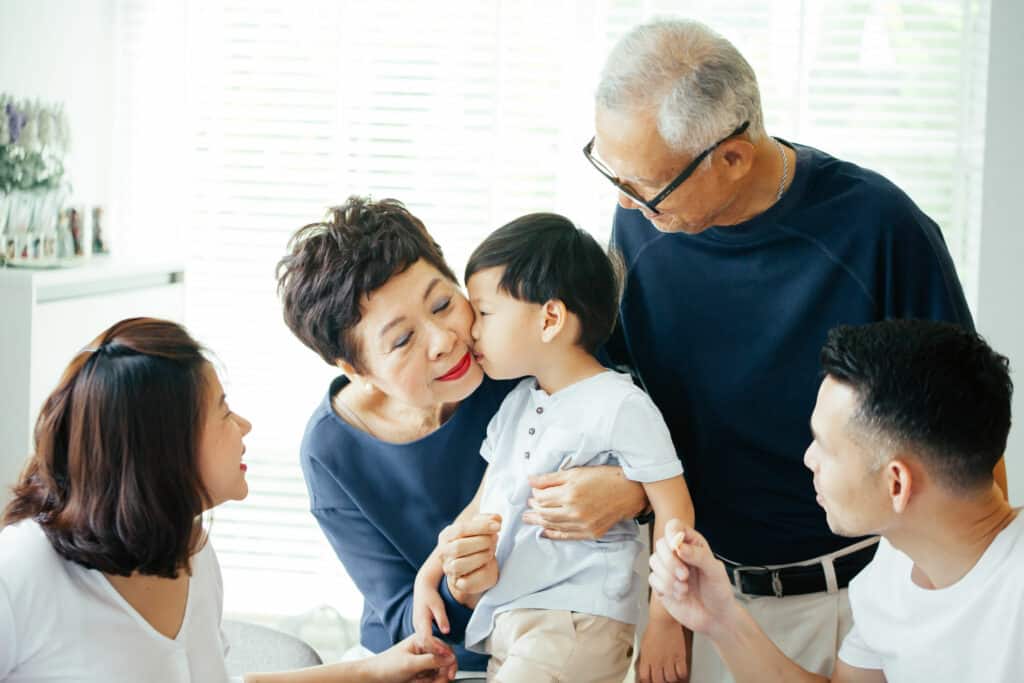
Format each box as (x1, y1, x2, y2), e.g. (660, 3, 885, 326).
(607, 140, 973, 565)
(300, 376, 513, 671)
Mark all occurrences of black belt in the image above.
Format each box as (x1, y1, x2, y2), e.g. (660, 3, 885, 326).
(721, 541, 878, 598)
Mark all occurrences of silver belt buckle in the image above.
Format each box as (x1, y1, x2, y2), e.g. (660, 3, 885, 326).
(771, 570, 784, 598)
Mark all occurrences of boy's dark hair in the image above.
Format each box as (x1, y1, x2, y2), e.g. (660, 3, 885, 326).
(2, 317, 212, 578)
(464, 212, 620, 353)
(276, 196, 456, 370)
(820, 319, 1012, 493)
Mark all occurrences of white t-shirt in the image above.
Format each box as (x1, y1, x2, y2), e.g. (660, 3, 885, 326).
(838, 509, 1024, 682)
(0, 520, 231, 682)
(464, 371, 684, 651)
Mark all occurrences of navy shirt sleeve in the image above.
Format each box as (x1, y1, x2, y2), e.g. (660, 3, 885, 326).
(878, 196, 974, 330)
(307, 483, 474, 645)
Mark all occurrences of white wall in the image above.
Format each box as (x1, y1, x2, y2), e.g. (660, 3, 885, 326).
(0, 0, 115, 211)
(977, 0, 1024, 505)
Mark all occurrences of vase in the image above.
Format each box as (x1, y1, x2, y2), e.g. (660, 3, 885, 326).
(0, 193, 10, 263)
(5, 192, 34, 262)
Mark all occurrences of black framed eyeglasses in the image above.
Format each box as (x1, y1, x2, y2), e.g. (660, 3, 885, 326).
(583, 120, 750, 215)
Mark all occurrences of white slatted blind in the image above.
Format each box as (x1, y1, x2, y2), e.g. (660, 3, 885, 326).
(111, 0, 990, 624)
(183, 2, 358, 618)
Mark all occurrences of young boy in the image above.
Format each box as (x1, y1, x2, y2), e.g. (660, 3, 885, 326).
(413, 213, 696, 682)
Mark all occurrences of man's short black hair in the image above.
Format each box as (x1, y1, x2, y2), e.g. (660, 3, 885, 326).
(465, 213, 620, 353)
(820, 319, 1012, 493)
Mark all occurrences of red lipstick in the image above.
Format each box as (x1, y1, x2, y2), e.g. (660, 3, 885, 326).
(437, 351, 472, 381)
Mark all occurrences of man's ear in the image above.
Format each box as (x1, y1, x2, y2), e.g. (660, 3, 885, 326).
(717, 138, 756, 182)
(887, 458, 915, 514)
(540, 299, 568, 344)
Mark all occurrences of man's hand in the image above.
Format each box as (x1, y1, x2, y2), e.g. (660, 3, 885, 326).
(360, 633, 456, 683)
(522, 466, 647, 540)
(648, 519, 738, 640)
(636, 617, 689, 683)
(436, 513, 501, 607)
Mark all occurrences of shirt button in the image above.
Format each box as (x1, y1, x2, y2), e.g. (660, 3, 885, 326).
(536, 407, 544, 414)
(525, 451, 531, 459)
(528, 427, 535, 435)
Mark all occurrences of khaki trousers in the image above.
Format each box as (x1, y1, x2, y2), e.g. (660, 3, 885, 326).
(484, 608, 635, 683)
(689, 587, 854, 683)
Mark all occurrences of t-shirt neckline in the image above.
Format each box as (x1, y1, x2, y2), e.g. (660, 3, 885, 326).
(80, 555, 196, 646)
(904, 508, 1022, 599)
(693, 138, 814, 245)
(323, 374, 472, 448)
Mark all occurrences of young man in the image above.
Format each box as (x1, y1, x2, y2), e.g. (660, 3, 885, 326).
(649, 319, 1021, 682)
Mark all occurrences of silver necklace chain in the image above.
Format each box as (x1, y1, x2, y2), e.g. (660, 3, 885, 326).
(773, 137, 789, 202)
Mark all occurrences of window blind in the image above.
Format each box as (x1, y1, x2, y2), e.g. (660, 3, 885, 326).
(112, 0, 990, 623)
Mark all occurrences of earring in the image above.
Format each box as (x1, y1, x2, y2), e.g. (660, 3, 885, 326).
(363, 381, 375, 394)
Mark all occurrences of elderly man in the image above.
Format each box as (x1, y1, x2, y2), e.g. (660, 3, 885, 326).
(582, 18, 1007, 683)
(649, 319, 1022, 682)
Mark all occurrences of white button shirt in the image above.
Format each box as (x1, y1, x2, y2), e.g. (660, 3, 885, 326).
(464, 371, 683, 651)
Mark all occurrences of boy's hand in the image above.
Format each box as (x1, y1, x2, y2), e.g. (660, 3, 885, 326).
(436, 513, 501, 604)
(636, 617, 689, 683)
(412, 580, 450, 642)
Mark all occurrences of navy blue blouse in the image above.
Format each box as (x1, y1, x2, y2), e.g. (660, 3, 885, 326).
(300, 375, 512, 671)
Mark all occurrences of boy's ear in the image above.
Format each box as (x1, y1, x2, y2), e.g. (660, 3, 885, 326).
(540, 299, 567, 344)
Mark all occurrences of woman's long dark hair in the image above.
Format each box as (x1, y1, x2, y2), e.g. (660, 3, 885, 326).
(2, 317, 213, 578)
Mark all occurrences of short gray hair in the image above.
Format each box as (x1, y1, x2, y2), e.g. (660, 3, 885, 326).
(596, 19, 766, 155)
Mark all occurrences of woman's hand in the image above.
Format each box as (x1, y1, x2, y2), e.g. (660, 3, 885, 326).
(436, 513, 501, 607)
(522, 465, 648, 539)
(360, 633, 457, 683)
(244, 633, 456, 683)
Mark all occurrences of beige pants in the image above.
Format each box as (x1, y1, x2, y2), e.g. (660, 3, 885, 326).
(690, 587, 854, 683)
(484, 608, 635, 683)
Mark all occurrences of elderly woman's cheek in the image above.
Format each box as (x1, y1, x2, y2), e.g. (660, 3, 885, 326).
(451, 298, 476, 340)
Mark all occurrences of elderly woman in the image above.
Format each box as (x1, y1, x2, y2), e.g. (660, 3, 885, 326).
(275, 197, 649, 673)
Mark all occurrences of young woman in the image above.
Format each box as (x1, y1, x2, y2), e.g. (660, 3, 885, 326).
(0, 317, 454, 682)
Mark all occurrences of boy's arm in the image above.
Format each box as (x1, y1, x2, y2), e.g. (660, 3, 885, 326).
(413, 468, 490, 638)
(636, 476, 696, 683)
(416, 468, 487, 588)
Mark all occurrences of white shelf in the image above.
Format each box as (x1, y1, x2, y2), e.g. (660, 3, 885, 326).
(0, 256, 185, 302)
(0, 257, 187, 504)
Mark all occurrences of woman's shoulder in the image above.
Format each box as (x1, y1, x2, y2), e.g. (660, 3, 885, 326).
(0, 520, 64, 578)
(0, 520, 73, 620)
(300, 376, 364, 462)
